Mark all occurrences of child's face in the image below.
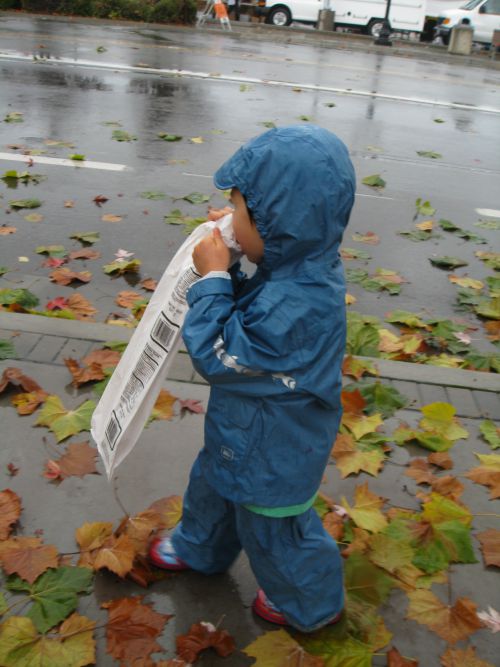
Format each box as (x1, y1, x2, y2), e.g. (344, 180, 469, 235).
(230, 188, 264, 264)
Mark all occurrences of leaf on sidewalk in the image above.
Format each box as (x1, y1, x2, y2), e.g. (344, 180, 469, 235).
(140, 277, 157, 291)
(11, 390, 48, 415)
(64, 359, 106, 387)
(476, 529, 500, 568)
(68, 249, 101, 261)
(66, 294, 97, 320)
(405, 459, 436, 485)
(341, 483, 388, 533)
(70, 231, 100, 245)
(387, 646, 418, 666)
(352, 231, 380, 245)
(441, 646, 495, 667)
(115, 290, 143, 308)
(342, 355, 378, 380)
(479, 420, 500, 450)
(0, 367, 44, 394)
(0, 489, 22, 540)
(177, 621, 236, 662)
(148, 495, 183, 530)
(103, 258, 141, 275)
(0, 536, 58, 583)
(362, 174, 386, 189)
(35, 396, 96, 442)
(49, 268, 92, 286)
(465, 453, 500, 499)
(406, 590, 482, 643)
(102, 596, 171, 663)
(429, 256, 468, 270)
(43, 442, 98, 481)
(150, 389, 178, 422)
(243, 629, 323, 665)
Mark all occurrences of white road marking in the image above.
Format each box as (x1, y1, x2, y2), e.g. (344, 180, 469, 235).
(475, 208, 500, 217)
(1, 52, 499, 115)
(0, 152, 128, 172)
(182, 172, 212, 178)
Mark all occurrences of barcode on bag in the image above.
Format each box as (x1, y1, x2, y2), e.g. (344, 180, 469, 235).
(150, 312, 179, 352)
(105, 412, 122, 451)
(122, 375, 144, 411)
(133, 351, 158, 384)
(172, 267, 200, 303)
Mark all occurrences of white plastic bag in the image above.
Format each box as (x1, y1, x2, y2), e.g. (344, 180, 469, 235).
(91, 214, 240, 479)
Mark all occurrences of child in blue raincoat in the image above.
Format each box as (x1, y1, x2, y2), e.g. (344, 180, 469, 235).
(150, 124, 356, 632)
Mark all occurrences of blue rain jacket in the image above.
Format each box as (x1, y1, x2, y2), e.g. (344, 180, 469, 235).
(182, 125, 356, 507)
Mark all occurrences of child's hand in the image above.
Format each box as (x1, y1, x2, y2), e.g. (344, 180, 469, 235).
(193, 227, 231, 276)
(207, 205, 233, 221)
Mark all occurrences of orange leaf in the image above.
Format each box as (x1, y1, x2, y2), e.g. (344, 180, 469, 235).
(64, 199, 75, 208)
(83, 349, 121, 368)
(151, 389, 177, 421)
(342, 355, 378, 380)
(140, 278, 157, 291)
(148, 495, 183, 530)
(0, 367, 44, 393)
(465, 466, 500, 499)
(101, 213, 123, 223)
(93, 534, 136, 577)
(76, 521, 114, 553)
(116, 509, 161, 556)
(49, 268, 92, 285)
(406, 590, 482, 643)
(352, 231, 380, 245)
(11, 389, 47, 415)
(0, 225, 17, 235)
(405, 459, 436, 485)
(0, 489, 22, 540)
(476, 529, 500, 567)
(428, 452, 453, 470)
(341, 389, 365, 415)
(387, 646, 419, 666)
(116, 290, 143, 308)
(323, 511, 344, 541)
(430, 475, 464, 501)
(64, 358, 105, 387)
(102, 596, 172, 664)
(0, 536, 58, 583)
(68, 249, 101, 260)
(66, 293, 97, 320)
(44, 441, 98, 480)
(484, 320, 500, 342)
(441, 646, 495, 667)
(415, 220, 433, 231)
(176, 622, 236, 662)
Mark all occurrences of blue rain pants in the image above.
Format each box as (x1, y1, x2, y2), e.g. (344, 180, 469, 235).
(171, 459, 344, 633)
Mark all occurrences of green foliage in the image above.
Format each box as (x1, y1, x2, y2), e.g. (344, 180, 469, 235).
(0, 288, 39, 309)
(0, 340, 16, 360)
(346, 312, 381, 357)
(18, 0, 196, 23)
(0, 1, 21, 9)
(351, 380, 409, 418)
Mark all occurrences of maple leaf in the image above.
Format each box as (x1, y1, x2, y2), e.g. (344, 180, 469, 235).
(440, 646, 495, 667)
(387, 647, 419, 666)
(43, 442, 98, 480)
(341, 483, 388, 533)
(342, 355, 378, 380)
(148, 495, 183, 530)
(35, 395, 96, 442)
(0, 613, 96, 667)
(76, 521, 114, 553)
(101, 213, 123, 223)
(179, 398, 205, 415)
(83, 348, 122, 368)
(0, 536, 58, 583)
(93, 194, 108, 206)
(430, 475, 464, 501)
(92, 534, 136, 577)
(477, 606, 500, 633)
(323, 511, 345, 541)
(68, 248, 101, 260)
(11, 389, 47, 415)
(422, 492, 472, 527)
(177, 622, 236, 662)
(332, 433, 385, 478)
(50, 268, 92, 286)
(116, 290, 143, 308)
(0, 367, 43, 393)
(479, 420, 500, 449)
(66, 293, 97, 320)
(405, 458, 436, 485)
(428, 452, 453, 469)
(116, 509, 161, 556)
(64, 358, 106, 387)
(46, 296, 69, 310)
(102, 596, 171, 664)
(243, 628, 323, 666)
(465, 453, 500, 499)
(150, 389, 178, 421)
(0, 489, 22, 540)
(6, 566, 94, 632)
(140, 277, 157, 291)
(406, 590, 482, 643)
(368, 533, 414, 575)
(476, 529, 500, 567)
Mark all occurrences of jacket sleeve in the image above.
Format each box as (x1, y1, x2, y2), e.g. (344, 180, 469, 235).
(182, 276, 303, 396)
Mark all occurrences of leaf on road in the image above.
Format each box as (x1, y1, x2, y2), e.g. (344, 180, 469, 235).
(260, 120, 277, 128)
(0, 367, 44, 394)
(44, 442, 98, 481)
(449, 274, 483, 290)
(0, 613, 96, 667)
(243, 628, 322, 666)
(24, 212, 44, 222)
(465, 453, 500, 499)
(341, 483, 388, 533)
(479, 420, 500, 450)
(475, 219, 500, 230)
(0, 225, 16, 235)
(439, 219, 487, 243)
(9, 198, 42, 209)
(429, 256, 468, 270)
(332, 433, 385, 478)
(102, 596, 171, 663)
(35, 395, 95, 442)
(428, 451, 453, 469)
(50, 268, 92, 285)
(66, 294, 98, 320)
(387, 646, 418, 666)
(0, 489, 22, 540)
(417, 150, 442, 159)
(342, 355, 378, 380)
(76, 522, 113, 553)
(190, 136, 204, 144)
(101, 213, 123, 223)
(70, 231, 100, 245)
(150, 389, 177, 422)
(0, 536, 58, 584)
(352, 231, 380, 245)
(68, 249, 101, 261)
(36, 244, 67, 258)
(477, 606, 500, 634)
(148, 495, 183, 530)
(362, 174, 386, 189)
(11, 390, 47, 415)
(182, 192, 210, 204)
(4, 111, 24, 122)
(69, 154, 85, 161)
(177, 621, 236, 662)
(158, 132, 182, 141)
(475, 251, 500, 270)
(441, 646, 495, 667)
(140, 191, 167, 200)
(341, 247, 372, 260)
(111, 130, 137, 142)
(406, 590, 482, 643)
(405, 458, 436, 485)
(140, 277, 157, 291)
(103, 258, 141, 275)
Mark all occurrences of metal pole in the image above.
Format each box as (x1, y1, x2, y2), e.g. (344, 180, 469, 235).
(375, 0, 392, 46)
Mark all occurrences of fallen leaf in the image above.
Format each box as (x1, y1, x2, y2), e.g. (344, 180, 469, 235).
(387, 646, 418, 666)
(465, 453, 500, 499)
(102, 596, 171, 662)
(417, 150, 442, 159)
(352, 231, 380, 245)
(6, 463, 19, 477)
(362, 174, 386, 188)
(0, 226, 16, 235)
(476, 529, 500, 567)
(407, 590, 482, 643)
(83, 349, 121, 368)
(66, 294, 98, 320)
(0, 536, 58, 583)
(93, 194, 108, 206)
(158, 132, 183, 142)
(140, 278, 157, 291)
(92, 534, 136, 577)
(415, 198, 436, 217)
(150, 390, 177, 421)
(148, 495, 183, 530)
(4, 111, 24, 122)
(50, 268, 92, 286)
(101, 214, 123, 223)
(332, 432, 385, 478)
(449, 275, 484, 290)
(112, 130, 137, 142)
(0, 489, 22, 540)
(103, 258, 141, 275)
(64, 200, 74, 208)
(76, 522, 114, 554)
(479, 420, 500, 450)
(9, 198, 42, 210)
(24, 213, 44, 222)
(115, 290, 142, 308)
(11, 390, 47, 415)
(64, 359, 106, 387)
(405, 458, 436, 485)
(416, 220, 434, 231)
(70, 231, 100, 245)
(68, 249, 101, 260)
(441, 646, 495, 666)
(69, 154, 85, 161)
(35, 395, 96, 442)
(341, 483, 388, 533)
(44, 442, 98, 480)
(190, 136, 204, 144)
(179, 398, 205, 415)
(428, 452, 453, 469)
(177, 621, 236, 662)
(0, 367, 43, 393)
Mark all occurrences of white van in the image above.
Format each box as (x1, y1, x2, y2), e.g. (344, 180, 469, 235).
(434, 0, 500, 44)
(256, 0, 426, 37)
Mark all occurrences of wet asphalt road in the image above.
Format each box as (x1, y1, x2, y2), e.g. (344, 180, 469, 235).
(1, 14, 499, 350)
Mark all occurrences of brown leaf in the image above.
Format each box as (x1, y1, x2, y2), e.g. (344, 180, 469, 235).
(151, 389, 177, 421)
(49, 267, 92, 285)
(68, 249, 101, 260)
(148, 495, 183, 530)
(176, 622, 236, 662)
(0, 489, 22, 540)
(352, 231, 380, 245)
(65, 358, 106, 387)
(323, 511, 344, 541)
(406, 591, 483, 644)
(341, 388, 365, 415)
(0, 225, 17, 235)
(126, 553, 171, 588)
(83, 349, 121, 368)
(102, 596, 171, 664)
(93, 194, 109, 206)
(76, 521, 114, 553)
(441, 646, 495, 667)
(484, 320, 500, 342)
(93, 534, 136, 577)
(428, 452, 453, 469)
(140, 278, 157, 291)
(405, 459, 436, 485)
(11, 389, 47, 415)
(430, 475, 464, 501)
(0, 536, 58, 583)
(44, 441, 98, 480)
(476, 529, 500, 567)
(64, 199, 75, 208)
(156, 661, 189, 667)
(101, 213, 123, 223)
(66, 293, 97, 320)
(116, 290, 143, 308)
(465, 467, 500, 500)
(0, 367, 44, 394)
(387, 647, 419, 666)
(116, 509, 161, 556)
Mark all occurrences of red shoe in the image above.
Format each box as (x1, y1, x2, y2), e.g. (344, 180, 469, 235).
(148, 536, 191, 571)
(252, 589, 342, 627)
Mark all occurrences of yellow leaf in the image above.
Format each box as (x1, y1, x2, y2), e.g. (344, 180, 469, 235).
(422, 492, 472, 527)
(76, 522, 113, 552)
(420, 402, 469, 442)
(150, 389, 177, 421)
(407, 590, 482, 644)
(342, 412, 383, 440)
(190, 136, 204, 144)
(243, 628, 325, 666)
(342, 483, 388, 533)
(449, 275, 484, 290)
(93, 534, 135, 577)
(345, 293, 357, 305)
(415, 219, 434, 231)
(378, 328, 402, 353)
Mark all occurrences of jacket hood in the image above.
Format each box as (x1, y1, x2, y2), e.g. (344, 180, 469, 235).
(214, 125, 355, 276)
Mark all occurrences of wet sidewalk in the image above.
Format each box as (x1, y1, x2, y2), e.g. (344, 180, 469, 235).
(0, 309, 498, 665)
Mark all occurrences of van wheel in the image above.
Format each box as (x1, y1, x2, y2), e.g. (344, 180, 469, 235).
(266, 6, 292, 26)
(367, 18, 388, 38)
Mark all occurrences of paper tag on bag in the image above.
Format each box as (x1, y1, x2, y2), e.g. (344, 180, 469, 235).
(91, 214, 240, 479)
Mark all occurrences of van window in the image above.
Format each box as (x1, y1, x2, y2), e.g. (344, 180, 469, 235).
(460, 0, 483, 9)
(481, 0, 500, 12)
